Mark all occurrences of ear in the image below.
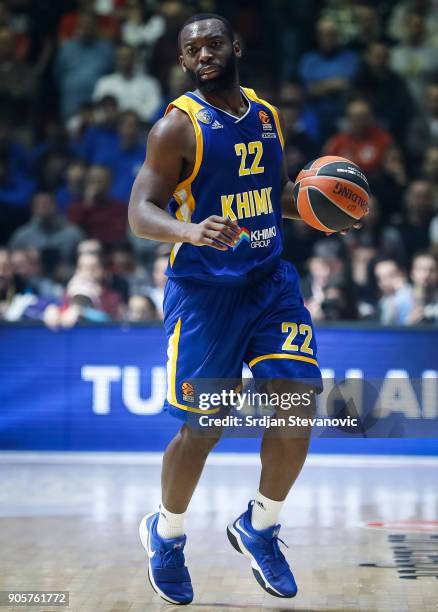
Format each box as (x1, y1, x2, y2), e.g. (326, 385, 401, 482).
(179, 55, 187, 72)
(233, 39, 242, 58)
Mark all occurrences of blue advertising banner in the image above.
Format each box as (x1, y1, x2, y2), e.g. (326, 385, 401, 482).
(0, 324, 437, 454)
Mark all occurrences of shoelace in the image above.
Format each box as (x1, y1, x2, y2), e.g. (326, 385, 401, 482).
(271, 535, 288, 560)
(160, 546, 185, 568)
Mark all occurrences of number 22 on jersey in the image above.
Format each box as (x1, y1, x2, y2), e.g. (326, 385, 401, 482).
(234, 141, 264, 176)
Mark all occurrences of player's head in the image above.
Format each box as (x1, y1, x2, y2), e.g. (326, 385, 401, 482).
(178, 13, 241, 94)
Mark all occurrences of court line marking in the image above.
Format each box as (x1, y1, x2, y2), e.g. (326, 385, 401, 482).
(0, 452, 437, 468)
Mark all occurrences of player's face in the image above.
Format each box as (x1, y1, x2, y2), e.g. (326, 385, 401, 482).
(179, 20, 240, 93)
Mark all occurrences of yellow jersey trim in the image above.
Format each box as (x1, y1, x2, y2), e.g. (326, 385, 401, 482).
(241, 87, 285, 149)
(166, 317, 220, 414)
(165, 94, 204, 191)
(248, 353, 319, 368)
(169, 185, 196, 268)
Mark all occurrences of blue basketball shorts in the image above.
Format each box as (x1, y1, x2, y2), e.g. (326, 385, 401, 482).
(163, 259, 323, 421)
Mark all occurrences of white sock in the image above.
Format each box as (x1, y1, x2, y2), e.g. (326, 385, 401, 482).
(250, 491, 284, 531)
(156, 503, 186, 539)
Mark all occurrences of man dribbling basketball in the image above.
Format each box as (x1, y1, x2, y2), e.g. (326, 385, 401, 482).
(129, 13, 364, 604)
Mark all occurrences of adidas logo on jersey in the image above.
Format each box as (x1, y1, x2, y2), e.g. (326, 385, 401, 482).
(211, 120, 223, 129)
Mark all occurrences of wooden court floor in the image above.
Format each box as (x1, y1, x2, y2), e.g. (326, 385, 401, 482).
(0, 453, 437, 612)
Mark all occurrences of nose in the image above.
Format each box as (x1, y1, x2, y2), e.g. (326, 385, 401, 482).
(199, 45, 213, 62)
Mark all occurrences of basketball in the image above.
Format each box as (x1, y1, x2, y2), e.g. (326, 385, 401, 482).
(293, 156, 370, 233)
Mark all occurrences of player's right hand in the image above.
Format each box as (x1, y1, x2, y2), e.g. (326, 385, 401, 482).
(186, 216, 240, 250)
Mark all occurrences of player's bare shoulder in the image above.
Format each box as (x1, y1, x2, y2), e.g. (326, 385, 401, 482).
(147, 106, 196, 175)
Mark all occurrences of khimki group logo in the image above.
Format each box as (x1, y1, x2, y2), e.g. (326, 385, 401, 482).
(233, 225, 277, 250)
(232, 227, 250, 249)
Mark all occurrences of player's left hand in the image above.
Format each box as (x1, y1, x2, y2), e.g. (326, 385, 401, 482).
(325, 208, 368, 236)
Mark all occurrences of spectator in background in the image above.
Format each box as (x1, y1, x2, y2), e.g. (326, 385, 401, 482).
(407, 250, 438, 324)
(56, 160, 87, 214)
(150, 62, 191, 122)
(298, 18, 359, 137)
(390, 11, 438, 105)
(65, 100, 95, 144)
(126, 294, 159, 322)
(93, 44, 161, 123)
(371, 146, 408, 224)
(350, 243, 378, 317)
(75, 95, 119, 164)
(406, 83, 438, 166)
(111, 241, 150, 298)
(121, 0, 165, 56)
(58, 0, 122, 42)
(9, 247, 61, 299)
(388, 0, 438, 46)
(67, 165, 127, 245)
(1, 247, 61, 321)
(0, 115, 35, 238)
(0, 114, 30, 175)
(0, 27, 35, 118)
(54, 11, 115, 119)
(354, 41, 416, 145)
(148, 0, 191, 94)
(0, 1, 29, 60)
(348, 4, 382, 54)
(0, 152, 36, 245)
(319, 281, 359, 321)
(93, 110, 145, 204)
(74, 251, 124, 317)
(280, 82, 321, 145)
(43, 274, 113, 329)
(146, 248, 169, 318)
(324, 99, 392, 178)
(374, 258, 414, 325)
(301, 255, 339, 321)
(0, 248, 17, 318)
(9, 192, 85, 265)
(35, 151, 69, 195)
(77, 238, 103, 258)
(390, 180, 435, 263)
(270, 0, 318, 80)
(422, 146, 438, 202)
(281, 99, 320, 180)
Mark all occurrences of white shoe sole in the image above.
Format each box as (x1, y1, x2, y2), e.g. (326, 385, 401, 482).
(139, 513, 187, 605)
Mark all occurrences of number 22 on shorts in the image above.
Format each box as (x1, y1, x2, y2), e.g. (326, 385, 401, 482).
(281, 322, 314, 355)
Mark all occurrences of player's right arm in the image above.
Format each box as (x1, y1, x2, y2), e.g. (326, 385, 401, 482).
(128, 109, 239, 251)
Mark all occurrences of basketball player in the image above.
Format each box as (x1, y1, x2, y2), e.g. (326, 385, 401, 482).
(129, 13, 360, 604)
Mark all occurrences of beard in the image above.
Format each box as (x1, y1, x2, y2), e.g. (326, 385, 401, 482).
(186, 52, 238, 94)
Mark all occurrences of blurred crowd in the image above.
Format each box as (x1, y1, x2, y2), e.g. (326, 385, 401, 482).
(0, 0, 437, 326)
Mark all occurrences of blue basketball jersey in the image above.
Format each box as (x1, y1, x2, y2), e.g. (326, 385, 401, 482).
(165, 87, 285, 285)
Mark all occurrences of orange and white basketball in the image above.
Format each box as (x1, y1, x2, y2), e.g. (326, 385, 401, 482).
(293, 156, 370, 233)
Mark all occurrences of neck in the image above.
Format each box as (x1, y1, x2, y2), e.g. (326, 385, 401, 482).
(195, 81, 246, 117)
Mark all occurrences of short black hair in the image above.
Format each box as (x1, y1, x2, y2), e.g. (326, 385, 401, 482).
(178, 13, 234, 50)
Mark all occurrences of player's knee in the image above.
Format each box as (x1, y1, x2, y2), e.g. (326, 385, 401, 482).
(179, 423, 222, 456)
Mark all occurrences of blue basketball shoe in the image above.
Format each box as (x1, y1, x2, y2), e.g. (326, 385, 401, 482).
(227, 501, 298, 598)
(139, 512, 193, 605)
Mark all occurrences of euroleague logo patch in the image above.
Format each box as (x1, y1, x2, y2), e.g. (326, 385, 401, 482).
(258, 110, 270, 124)
(182, 381, 195, 402)
(259, 109, 275, 138)
(196, 108, 214, 125)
